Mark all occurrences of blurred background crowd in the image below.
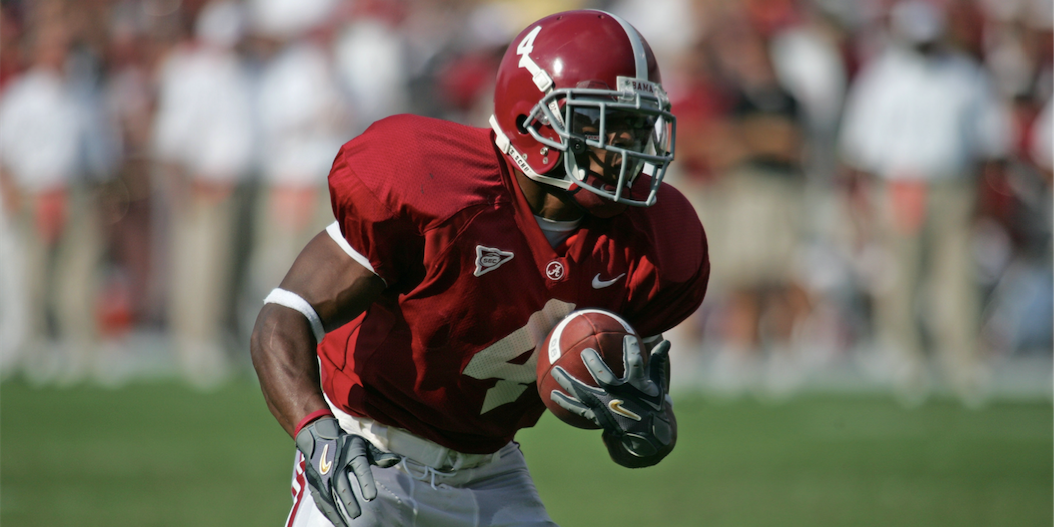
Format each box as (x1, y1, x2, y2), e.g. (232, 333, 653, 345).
(0, 0, 1050, 405)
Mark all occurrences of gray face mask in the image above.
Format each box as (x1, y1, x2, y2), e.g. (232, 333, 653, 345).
(525, 76, 677, 208)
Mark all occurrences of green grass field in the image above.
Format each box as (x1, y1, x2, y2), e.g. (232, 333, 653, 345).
(1, 379, 1050, 526)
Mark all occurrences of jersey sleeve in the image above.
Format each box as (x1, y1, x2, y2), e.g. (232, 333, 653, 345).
(635, 252, 709, 338)
(327, 139, 423, 290)
(327, 115, 501, 291)
(624, 185, 711, 338)
(630, 236, 709, 338)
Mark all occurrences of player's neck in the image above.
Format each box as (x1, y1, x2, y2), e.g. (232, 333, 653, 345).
(513, 169, 585, 222)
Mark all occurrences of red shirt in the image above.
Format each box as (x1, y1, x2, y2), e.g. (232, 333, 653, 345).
(322, 114, 709, 453)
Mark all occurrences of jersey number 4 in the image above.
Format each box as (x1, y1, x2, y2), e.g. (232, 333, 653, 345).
(462, 299, 575, 414)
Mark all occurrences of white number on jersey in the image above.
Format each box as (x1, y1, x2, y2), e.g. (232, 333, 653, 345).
(463, 299, 576, 414)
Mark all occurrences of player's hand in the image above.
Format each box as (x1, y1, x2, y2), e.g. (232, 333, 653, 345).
(295, 417, 402, 525)
(549, 337, 677, 468)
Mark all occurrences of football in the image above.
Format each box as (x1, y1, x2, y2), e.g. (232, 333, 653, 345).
(536, 309, 644, 429)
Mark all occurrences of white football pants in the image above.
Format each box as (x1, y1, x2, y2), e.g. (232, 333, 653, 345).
(285, 409, 558, 527)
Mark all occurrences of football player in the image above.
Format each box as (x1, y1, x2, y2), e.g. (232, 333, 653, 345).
(250, 10, 710, 526)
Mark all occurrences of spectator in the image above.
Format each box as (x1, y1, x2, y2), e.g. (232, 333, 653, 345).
(151, 0, 254, 388)
(331, 0, 409, 131)
(705, 14, 811, 395)
(769, 3, 848, 181)
(838, 0, 1011, 406)
(0, 8, 104, 384)
(241, 0, 351, 339)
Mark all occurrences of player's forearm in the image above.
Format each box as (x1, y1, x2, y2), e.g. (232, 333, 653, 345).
(250, 304, 330, 438)
(249, 229, 387, 437)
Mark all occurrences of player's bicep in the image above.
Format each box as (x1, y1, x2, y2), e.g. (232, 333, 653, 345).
(278, 225, 386, 332)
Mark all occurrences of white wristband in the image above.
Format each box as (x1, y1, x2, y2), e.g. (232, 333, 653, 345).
(264, 288, 326, 343)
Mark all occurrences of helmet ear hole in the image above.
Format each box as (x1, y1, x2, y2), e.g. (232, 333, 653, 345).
(515, 115, 529, 135)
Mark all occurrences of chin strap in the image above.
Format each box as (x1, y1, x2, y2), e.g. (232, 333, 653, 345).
(491, 114, 572, 191)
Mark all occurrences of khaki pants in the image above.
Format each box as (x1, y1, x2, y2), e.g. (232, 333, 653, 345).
(16, 186, 102, 379)
(241, 184, 331, 328)
(168, 185, 238, 387)
(870, 178, 982, 393)
(706, 166, 806, 289)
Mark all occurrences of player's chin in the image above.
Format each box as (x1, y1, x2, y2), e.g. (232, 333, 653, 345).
(573, 189, 629, 218)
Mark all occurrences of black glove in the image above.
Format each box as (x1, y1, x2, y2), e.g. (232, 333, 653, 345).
(295, 417, 402, 525)
(550, 337, 677, 468)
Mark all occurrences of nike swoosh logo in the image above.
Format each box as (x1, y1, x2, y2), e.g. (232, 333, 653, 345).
(319, 444, 333, 475)
(608, 399, 642, 421)
(592, 273, 626, 289)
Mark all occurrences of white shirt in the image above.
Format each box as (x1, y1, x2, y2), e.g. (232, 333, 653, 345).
(534, 215, 581, 248)
(333, 19, 409, 130)
(609, 0, 699, 67)
(839, 45, 1011, 180)
(255, 42, 346, 186)
(771, 25, 847, 133)
(152, 44, 254, 183)
(0, 69, 83, 192)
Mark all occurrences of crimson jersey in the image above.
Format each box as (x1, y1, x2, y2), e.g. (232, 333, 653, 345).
(321, 114, 709, 454)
